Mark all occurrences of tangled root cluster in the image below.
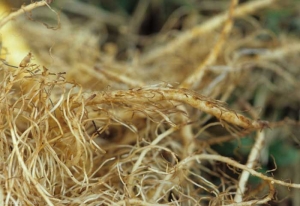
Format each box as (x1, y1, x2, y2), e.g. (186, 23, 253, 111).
(1, 0, 300, 205)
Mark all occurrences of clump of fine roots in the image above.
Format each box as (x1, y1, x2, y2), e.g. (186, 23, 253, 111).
(1, 0, 300, 205)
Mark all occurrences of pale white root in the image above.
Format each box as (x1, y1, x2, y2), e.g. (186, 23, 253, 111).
(234, 131, 266, 202)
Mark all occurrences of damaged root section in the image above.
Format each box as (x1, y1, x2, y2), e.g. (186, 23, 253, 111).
(81, 87, 267, 130)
